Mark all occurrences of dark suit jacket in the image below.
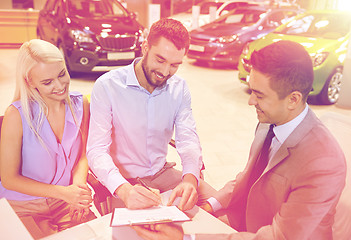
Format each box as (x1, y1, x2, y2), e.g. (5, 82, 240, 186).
(197, 108, 346, 240)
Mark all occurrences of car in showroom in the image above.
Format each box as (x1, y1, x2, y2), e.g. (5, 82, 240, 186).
(187, 4, 301, 67)
(238, 10, 351, 105)
(171, 0, 229, 30)
(37, 0, 145, 73)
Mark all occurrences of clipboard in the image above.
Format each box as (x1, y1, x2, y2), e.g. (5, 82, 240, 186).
(110, 205, 191, 227)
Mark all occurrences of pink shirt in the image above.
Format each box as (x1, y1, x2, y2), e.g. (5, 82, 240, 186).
(0, 92, 83, 201)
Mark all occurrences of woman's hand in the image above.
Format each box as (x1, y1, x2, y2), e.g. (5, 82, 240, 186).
(59, 183, 93, 208)
(69, 205, 91, 222)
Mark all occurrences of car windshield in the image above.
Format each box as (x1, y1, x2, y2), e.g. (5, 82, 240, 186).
(275, 13, 351, 39)
(67, 0, 129, 17)
(215, 9, 265, 25)
(199, 2, 224, 14)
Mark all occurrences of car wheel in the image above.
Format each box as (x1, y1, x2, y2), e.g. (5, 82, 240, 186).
(318, 67, 343, 105)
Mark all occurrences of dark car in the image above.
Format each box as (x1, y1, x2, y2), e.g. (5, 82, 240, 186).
(187, 4, 302, 67)
(37, 0, 145, 73)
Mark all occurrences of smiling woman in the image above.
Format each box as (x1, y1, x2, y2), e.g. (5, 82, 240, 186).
(0, 39, 96, 239)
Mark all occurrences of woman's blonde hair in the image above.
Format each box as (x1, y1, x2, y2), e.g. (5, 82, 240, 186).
(14, 39, 77, 144)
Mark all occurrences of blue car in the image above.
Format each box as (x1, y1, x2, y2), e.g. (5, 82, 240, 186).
(187, 4, 302, 67)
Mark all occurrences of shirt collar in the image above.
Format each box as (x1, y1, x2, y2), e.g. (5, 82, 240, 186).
(273, 104, 309, 145)
(126, 57, 142, 87)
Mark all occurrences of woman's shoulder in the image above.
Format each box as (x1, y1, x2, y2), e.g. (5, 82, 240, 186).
(69, 91, 83, 100)
(69, 91, 83, 106)
(3, 104, 22, 129)
(11, 100, 22, 109)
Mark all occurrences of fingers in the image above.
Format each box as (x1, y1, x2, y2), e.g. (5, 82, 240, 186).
(133, 223, 184, 240)
(179, 188, 197, 211)
(126, 185, 162, 209)
(133, 225, 157, 240)
(70, 206, 90, 222)
(167, 188, 179, 207)
(167, 183, 198, 211)
(135, 186, 161, 204)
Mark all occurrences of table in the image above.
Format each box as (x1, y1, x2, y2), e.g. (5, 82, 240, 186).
(41, 205, 236, 240)
(41, 192, 236, 240)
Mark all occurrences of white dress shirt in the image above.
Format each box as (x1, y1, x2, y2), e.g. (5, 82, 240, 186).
(87, 58, 203, 195)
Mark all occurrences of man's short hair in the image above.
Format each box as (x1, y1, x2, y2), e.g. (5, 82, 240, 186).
(250, 40, 313, 102)
(147, 18, 189, 53)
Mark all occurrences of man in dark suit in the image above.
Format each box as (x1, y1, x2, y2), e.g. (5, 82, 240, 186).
(134, 40, 347, 240)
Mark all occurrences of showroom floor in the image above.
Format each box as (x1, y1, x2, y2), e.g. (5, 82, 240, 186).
(1, 48, 351, 190)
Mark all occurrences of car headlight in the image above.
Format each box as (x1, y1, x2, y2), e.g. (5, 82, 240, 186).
(216, 34, 238, 43)
(311, 52, 329, 67)
(138, 28, 148, 44)
(69, 29, 94, 43)
(242, 42, 251, 56)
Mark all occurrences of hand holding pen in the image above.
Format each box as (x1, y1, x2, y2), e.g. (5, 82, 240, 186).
(136, 177, 162, 204)
(116, 179, 162, 209)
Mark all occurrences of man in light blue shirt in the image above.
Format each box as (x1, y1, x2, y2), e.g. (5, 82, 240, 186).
(87, 18, 215, 211)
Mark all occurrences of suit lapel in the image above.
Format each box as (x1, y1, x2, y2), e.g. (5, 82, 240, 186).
(244, 124, 271, 180)
(263, 108, 318, 174)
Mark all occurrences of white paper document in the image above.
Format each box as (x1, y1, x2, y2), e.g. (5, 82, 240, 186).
(110, 205, 190, 226)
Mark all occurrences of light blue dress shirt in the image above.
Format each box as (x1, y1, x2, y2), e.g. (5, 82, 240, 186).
(87, 58, 203, 195)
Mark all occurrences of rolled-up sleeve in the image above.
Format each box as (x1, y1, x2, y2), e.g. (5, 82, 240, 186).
(87, 77, 128, 195)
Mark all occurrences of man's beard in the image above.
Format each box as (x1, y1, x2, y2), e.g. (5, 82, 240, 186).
(141, 52, 170, 89)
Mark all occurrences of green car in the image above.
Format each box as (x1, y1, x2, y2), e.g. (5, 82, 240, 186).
(238, 10, 351, 105)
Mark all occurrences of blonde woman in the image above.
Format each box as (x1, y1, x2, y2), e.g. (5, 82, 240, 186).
(0, 39, 95, 239)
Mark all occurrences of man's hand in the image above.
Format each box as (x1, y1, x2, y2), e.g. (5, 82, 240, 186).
(115, 183, 161, 209)
(200, 202, 213, 213)
(167, 174, 198, 211)
(133, 223, 183, 240)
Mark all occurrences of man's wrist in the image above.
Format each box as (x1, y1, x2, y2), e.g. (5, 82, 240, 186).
(200, 202, 213, 213)
(114, 182, 132, 202)
(183, 173, 198, 188)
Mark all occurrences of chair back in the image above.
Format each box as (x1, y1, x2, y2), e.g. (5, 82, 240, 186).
(320, 112, 351, 240)
(0, 115, 3, 137)
(0, 115, 3, 179)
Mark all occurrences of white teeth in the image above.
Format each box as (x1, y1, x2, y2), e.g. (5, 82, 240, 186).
(155, 73, 164, 79)
(56, 89, 65, 94)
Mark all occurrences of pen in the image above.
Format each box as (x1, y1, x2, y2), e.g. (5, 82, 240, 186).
(136, 177, 152, 191)
(136, 177, 162, 205)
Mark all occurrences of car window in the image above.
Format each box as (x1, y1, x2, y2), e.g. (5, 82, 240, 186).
(199, 2, 224, 14)
(218, 2, 249, 16)
(217, 9, 264, 25)
(67, 0, 128, 17)
(277, 13, 351, 39)
(267, 11, 285, 27)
